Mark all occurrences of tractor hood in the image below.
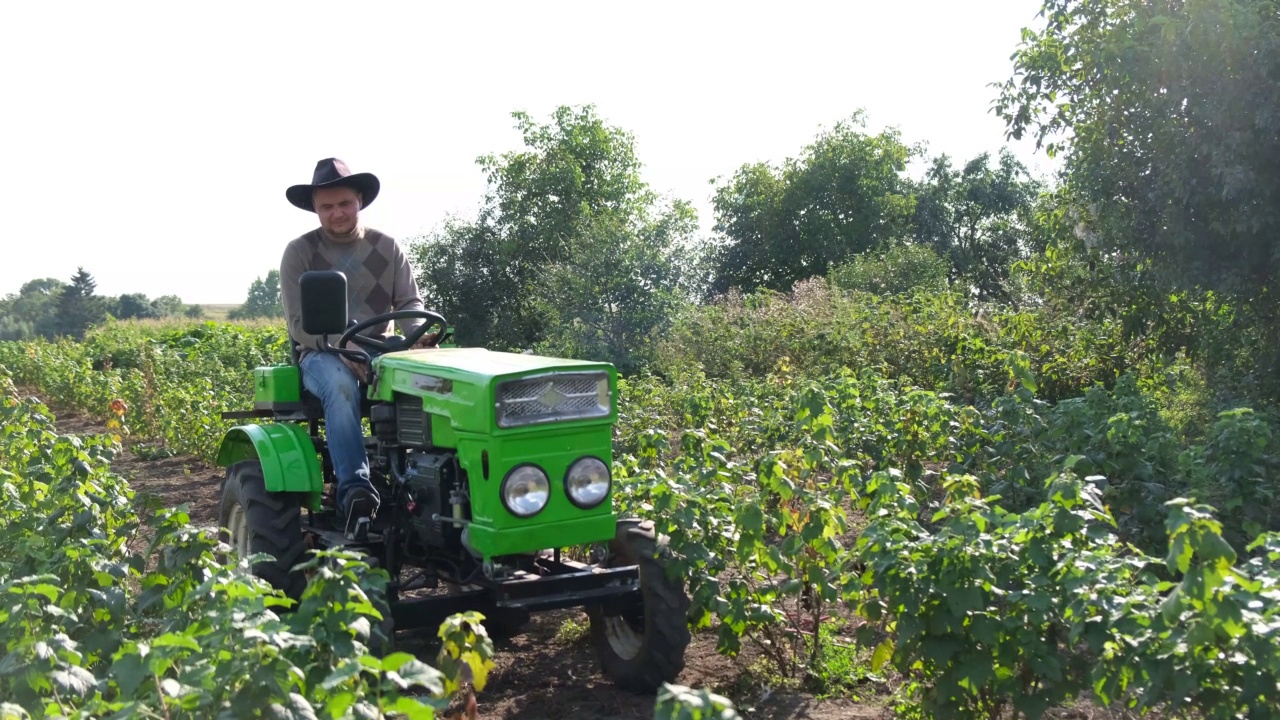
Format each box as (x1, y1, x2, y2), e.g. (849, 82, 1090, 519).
(377, 347, 609, 379)
(368, 348, 618, 437)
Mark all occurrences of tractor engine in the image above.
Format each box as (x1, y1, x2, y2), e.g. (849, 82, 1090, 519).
(399, 450, 464, 549)
(396, 450, 463, 545)
(373, 394, 467, 551)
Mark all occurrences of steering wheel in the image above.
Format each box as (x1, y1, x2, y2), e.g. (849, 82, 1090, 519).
(333, 310, 449, 359)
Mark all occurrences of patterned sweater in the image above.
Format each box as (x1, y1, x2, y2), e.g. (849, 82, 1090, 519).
(279, 226, 425, 353)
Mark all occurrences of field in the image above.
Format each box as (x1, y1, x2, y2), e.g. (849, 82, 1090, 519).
(4, 0, 1280, 716)
(195, 304, 242, 322)
(2, 300, 1278, 719)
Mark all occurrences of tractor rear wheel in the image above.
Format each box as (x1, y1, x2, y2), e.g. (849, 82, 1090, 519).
(218, 460, 308, 600)
(587, 519, 690, 692)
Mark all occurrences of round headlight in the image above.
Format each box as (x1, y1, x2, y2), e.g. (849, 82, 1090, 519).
(565, 456, 611, 508)
(501, 464, 549, 518)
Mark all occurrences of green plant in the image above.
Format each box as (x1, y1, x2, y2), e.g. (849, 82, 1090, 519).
(555, 615, 590, 644)
(654, 683, 742, 720)
(0, 372, 482, 718)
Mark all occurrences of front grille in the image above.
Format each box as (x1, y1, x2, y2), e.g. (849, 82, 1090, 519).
(495, 372, 610, 428)
(396, 393, 430, 447)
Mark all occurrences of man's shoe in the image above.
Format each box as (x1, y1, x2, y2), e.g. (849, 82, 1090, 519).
(343, 487, 379, 542)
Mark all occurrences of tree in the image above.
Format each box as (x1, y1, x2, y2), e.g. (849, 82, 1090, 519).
(411, 105, 703, 370)
(0, 277, 65, 339)
(0, 315, 33, 341)
(115, 293, 159, 320)
(229, 270, 283, 320)
(912, 149, 1043, 299)
(415, 216, 515, 348)
(995, 0, 1280, 296)
(57, 267, 106, 338)
(153, 295, 186, 317)
(532, 202, 704, 369)
(709, 110, 917, 295)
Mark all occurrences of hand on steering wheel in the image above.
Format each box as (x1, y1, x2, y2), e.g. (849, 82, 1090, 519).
(337, 309, 448, 354)
(324, 309, 449, 379)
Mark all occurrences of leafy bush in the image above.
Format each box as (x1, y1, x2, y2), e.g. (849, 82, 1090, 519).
(828, 243, 949, 296)
(616, 355, 1280, 717)
(654, 276, 1139, 406)
(654, 683, 743, 719)
(0, 321, 288, 462)
(0, 371, 487, 718)
(1181, 408, 1280, 552)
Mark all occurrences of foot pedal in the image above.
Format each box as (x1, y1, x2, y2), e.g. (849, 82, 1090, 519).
(347, 515, 371, 542)
(344, 494, 376, 542)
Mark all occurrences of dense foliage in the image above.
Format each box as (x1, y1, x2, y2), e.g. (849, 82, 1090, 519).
(410, 105, 706, 372)
(0, 320, 288, 462)
(0, 368, 499, 718)
(911, 149, 1043, 299)
(707, 110, 917, 295)
(614, 359, 1280, 717)
(4, 271, 1280, 717)
(997, 0, 1280, 296)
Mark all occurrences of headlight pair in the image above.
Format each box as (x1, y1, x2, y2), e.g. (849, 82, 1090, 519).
(500, 457, 611, 518)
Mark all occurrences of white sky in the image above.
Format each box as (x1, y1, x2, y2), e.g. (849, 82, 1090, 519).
(1, 0, 1054, 304)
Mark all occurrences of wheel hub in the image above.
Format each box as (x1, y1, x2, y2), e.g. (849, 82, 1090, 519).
(603, 614, 644, 660)
(227, 502, 250, 558)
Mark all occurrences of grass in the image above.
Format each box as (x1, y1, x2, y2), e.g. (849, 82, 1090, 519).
(198, 304, 244, 322)
(554, 615, 590, 644)
(88, 314, 283, 335)
(810, 622, 883, 699)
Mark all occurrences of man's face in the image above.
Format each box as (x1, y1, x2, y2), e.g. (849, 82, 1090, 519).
(313, 186, 361, 235)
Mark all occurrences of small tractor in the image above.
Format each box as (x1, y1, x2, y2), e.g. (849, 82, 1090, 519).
(214, 270, 690, 691)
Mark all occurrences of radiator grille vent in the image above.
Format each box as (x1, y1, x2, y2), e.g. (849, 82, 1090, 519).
(396, 393, 429, 447)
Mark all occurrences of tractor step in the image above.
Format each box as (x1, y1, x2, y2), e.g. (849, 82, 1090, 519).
(307, 526, 384, 549)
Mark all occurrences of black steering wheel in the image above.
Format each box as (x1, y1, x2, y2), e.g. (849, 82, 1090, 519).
(331, 310, 449, 360)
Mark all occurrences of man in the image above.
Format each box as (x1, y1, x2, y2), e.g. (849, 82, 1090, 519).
(279, 157, 427, 533)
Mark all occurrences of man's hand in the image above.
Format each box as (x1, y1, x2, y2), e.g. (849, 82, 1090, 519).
(340, 354, 369, 383)
(412, 329, 444, 349)
(337, 339, 370, 383)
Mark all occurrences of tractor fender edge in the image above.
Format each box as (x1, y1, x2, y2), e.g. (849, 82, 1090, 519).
(215, 423, 322, 494)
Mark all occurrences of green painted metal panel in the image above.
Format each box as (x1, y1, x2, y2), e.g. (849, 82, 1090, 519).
(431, 412, 457, 448)
(466, 512, 618, 557)
(215, 423, 323, 509)
(450, 424, 615, 558)
(369, 347, 617, 438)
(253, 365, 301, 407)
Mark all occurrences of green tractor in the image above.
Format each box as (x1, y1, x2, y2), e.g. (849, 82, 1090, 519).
(214, 270, 690, 691)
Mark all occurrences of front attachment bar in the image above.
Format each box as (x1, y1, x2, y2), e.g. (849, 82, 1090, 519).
(389, 557, 640, 630)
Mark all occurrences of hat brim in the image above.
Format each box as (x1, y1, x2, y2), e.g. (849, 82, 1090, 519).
(286, 173, 380, 212)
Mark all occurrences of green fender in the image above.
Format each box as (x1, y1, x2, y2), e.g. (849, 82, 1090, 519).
(216, 423, 323, 509)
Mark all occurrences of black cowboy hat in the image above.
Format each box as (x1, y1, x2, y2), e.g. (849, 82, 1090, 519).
(286, 158, 380, 212)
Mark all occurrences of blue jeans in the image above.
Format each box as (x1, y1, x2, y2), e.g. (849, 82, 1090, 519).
(300, 351, 378, 513)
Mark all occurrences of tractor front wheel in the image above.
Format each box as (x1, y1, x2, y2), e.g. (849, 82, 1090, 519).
(587, 519, 691, 692)
(218, 460, 308, 600)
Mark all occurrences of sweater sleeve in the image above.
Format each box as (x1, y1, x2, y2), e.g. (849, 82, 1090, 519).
(280, 238, 327, 351)
(390, 239, 427, 337)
